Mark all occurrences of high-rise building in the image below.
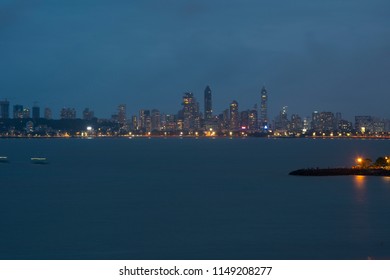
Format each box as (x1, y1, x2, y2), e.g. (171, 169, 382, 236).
(139, 109, 151, 132)
(60, 108, 76, 119)
(83, 108, 94, 120)
(274, 106, 289, 131)
(131, 115, 138, 130)
(163, 114, 176, 132)
(338, 120, 353, 133)
(204, 86, 212, 121)
(219, 109, 229, 131)
(248, 109, 258, 131)
(44, 108, 52, 120)
(290, 114, 303, 133)
(151, 109, 161, 131)
(372, 118, 385, 133)
(335, 112, 342, 125)
(311, 111, 336, 132)
(176, 118, 183, 131)
(182, 92, 200, 131)
(319, 112, 336, 132)
(259, 86, 268, 130)
(0, 99, 10, 119)
(303, 117, 311, 132)
(32, 105, 40, 119)
(13, 105, 24, 119)
(118, 104, 126, 124)
(355, 116, 374, 134)
(240, 110, 249, 130)
(229, 100, 239, 131)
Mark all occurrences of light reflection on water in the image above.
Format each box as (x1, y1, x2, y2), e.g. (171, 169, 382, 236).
(354, 175, 366, 187)
(381, 176, 390, 183)
(353, 175, 366, 204)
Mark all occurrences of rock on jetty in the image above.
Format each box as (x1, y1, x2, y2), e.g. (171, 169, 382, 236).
(289, 168, 390, 176)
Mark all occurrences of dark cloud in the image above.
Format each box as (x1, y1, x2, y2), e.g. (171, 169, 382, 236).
(0, 0, 389, 119)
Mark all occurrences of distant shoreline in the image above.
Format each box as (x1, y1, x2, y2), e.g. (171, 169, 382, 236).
(1, 135, 390, 140)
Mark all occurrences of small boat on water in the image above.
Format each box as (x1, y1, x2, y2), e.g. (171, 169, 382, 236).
(0, 156, 9, 163)
(31, 157, 48, 164)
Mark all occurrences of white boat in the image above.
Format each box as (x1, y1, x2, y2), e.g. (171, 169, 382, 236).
(31, 157, 48, 164)
(0, 156, 9, 163)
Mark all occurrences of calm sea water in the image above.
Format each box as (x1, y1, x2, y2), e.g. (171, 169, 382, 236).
(1, 137, 390, 260)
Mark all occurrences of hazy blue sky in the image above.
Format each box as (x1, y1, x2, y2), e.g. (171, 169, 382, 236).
(0, 0, 389, 119)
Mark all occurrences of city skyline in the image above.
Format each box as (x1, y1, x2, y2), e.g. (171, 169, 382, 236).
(1, 84, 389, 125)
(1, 84, 390, 125)
(1, 80, 390, 121)
(0, 1, 389, 120)
(2, 84, 390, 137)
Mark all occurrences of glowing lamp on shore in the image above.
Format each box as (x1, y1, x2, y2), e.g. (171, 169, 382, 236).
(356, 157, 363, 164)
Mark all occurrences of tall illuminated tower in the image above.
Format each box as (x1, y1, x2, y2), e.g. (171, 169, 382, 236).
(260, 86, 268, 130)
(204, 86, 212, 121)
(229, 100, 239, 131)
(182, 92, 200, 131)
(118, 104, 126, 124)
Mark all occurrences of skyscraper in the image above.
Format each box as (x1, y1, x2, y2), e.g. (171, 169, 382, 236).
(182, 92, 199, 131)
(83, 108, 94, 120)
(274, 106, 289, 131)
(219, 109, 229, 131)
(139, 109, 151, 132)
(151, 109, 161, 131)
(44, 108, 52, 120)
(204, 86, 212, 121)
(240, 110, 249, 129)
(0, 99, 10, 119)
(118, 104, 126, 124)
(32, 105, 40, 119)
(60, 108, 76, 119)
(248, 109, 258, 131)
(131, 115, 138, 130)
(290, 114, 303, 133)
(260, 86, 268, 130)
(355, 116, 374, 134)
(229, 100, 239, 131)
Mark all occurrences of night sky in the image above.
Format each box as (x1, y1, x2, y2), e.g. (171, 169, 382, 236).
(1, 0, 389, 119)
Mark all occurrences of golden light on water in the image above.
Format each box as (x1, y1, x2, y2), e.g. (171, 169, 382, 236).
(354, 175, 365, 188)
(353, 176, 366, 204)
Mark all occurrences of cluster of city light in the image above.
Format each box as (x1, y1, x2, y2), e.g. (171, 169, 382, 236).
(355, 155, 390, 169)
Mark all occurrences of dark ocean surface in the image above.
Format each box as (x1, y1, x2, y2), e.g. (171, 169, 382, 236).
(1, 138, 390, 260)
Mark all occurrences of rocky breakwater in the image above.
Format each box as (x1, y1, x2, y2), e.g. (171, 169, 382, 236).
(289, 168, 390, 176)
